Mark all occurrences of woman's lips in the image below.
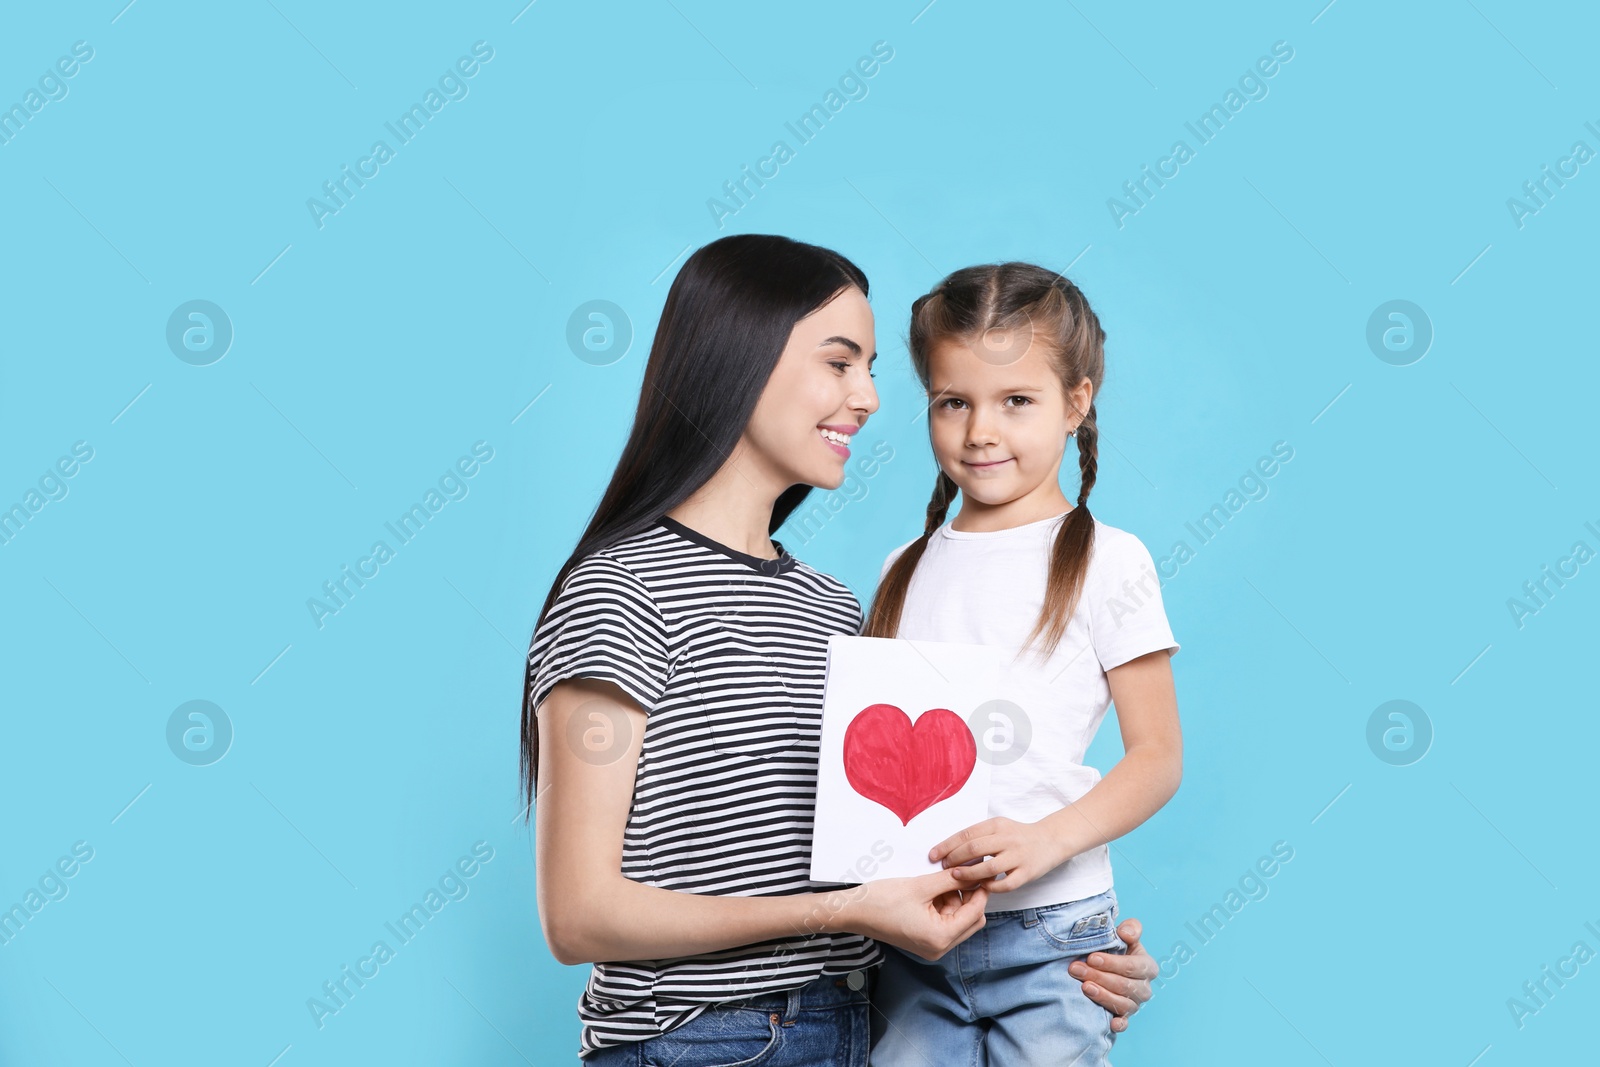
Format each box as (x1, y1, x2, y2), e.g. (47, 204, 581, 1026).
(819, 427, 852, 457)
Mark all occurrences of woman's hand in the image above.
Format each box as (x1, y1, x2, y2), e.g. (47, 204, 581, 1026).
(830, 868, 989, 961)
(927, 816, 1063, 894)
(1070, 917, 1157, 1032)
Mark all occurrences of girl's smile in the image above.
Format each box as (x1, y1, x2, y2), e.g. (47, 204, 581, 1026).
(924, 331, 1092, 531)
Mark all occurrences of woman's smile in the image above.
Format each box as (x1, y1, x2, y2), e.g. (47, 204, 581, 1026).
(819, 423, 857, 458)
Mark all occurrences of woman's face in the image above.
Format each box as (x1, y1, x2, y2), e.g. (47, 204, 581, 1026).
(742, 286, 879, 491)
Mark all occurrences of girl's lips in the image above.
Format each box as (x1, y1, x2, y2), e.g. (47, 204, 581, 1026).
(964, 458, 1011, 468)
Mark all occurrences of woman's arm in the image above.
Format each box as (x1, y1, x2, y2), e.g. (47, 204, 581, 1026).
(535, 677, 988, 965)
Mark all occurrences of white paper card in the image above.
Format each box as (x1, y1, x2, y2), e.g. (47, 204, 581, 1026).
(809, 635, 1008, 883)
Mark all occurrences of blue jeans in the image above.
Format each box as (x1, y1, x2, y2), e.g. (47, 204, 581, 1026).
(581, 968, 876, 1066)
(868, 888, 1126, 1067)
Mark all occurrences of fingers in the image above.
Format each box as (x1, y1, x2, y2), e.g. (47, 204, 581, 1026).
(1088, 943, 1157, 983)
(1074, 972, 1141, 1019)
(948, 858, 1001, 882)
(918, 866, 967, 898)
(1070, 944, 1153, 1015)
(1064, 916, 1157, 1023)
(939, 838, 995, 868)
(957, 886, 989, 932)
(932, 888, 965, 919)
(1071, 961, 1137, 999)
(929, 819, 995, 863)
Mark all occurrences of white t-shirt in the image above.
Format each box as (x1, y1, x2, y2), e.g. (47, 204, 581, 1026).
(878, 510, 1179, 912)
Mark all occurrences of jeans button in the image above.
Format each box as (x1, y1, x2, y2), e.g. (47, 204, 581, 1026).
(846, 970, 865, 990)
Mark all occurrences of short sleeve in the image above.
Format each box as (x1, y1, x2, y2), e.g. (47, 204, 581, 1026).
(1086, 530, 1180, 672)
(526, 553, 671, 715)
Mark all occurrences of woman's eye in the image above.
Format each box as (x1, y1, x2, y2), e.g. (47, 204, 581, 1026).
(830, 361, 875, 379)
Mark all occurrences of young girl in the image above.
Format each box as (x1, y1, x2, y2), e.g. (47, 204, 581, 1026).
(864, 263, 1183, 1067)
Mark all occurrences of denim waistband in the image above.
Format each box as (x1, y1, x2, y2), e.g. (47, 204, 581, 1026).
(711, 967, 876, 1016)
(984, 886, 1119, 922)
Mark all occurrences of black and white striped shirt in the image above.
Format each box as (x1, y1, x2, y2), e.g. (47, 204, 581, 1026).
(527, 516, 881, 1059)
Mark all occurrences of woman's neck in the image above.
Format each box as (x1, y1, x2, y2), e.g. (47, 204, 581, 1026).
(665, 484, 783, 560)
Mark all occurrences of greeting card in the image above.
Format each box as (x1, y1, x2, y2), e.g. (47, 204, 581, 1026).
(808, 635, 1009, 883)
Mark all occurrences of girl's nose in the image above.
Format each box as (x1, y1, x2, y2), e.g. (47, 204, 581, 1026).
(966, 413, 998, 446)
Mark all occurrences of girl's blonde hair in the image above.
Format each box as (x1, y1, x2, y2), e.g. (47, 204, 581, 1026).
(864, 262, 1106, 660)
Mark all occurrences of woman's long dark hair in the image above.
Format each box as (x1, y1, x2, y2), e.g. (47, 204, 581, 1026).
(521, 234, 870, 813)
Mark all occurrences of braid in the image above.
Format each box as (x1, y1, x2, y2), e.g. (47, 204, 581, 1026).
(925, 469, 959, 535)
(865, 469, 959, 640)
(1075, 401, 1098, 508)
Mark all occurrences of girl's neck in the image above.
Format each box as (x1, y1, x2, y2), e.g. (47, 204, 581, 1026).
(948, 491, 1074, 534)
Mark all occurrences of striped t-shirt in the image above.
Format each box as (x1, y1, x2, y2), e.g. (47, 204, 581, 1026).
(526, 515, 881, 1058)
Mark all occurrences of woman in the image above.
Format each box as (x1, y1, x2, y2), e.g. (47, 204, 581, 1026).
(523, 234, 1157, 1064)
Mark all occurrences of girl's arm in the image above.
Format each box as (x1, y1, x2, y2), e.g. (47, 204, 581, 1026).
(1034, 647, 1182, 864)
(535, 677, 989, 964)
(930, 648, 1181, 889)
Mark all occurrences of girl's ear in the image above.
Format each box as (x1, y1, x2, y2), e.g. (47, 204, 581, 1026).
(1074, 377, 1095, 416)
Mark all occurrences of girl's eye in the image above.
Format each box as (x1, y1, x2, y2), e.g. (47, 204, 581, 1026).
(935, 397, 1029, 409)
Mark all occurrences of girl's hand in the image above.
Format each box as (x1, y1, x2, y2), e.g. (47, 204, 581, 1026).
(832, 868, 989, 961)
(928, 816, 1064, 894)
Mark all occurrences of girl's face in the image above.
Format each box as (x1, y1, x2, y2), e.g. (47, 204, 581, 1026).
(742, 286, 879, 491)
(925, 334, 1092, 512)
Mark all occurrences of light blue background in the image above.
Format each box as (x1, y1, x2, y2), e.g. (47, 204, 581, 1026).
(2, 1, 1596, 1063)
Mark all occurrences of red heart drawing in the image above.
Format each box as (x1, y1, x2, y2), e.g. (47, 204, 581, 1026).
(842, 703, 977, 826)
